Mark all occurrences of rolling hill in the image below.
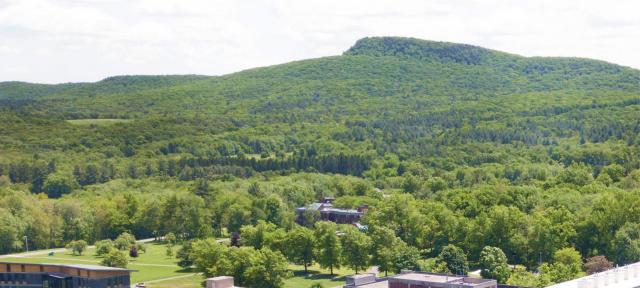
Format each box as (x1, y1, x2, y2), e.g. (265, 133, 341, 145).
(1, 38, 640, 283)
(0, 37, 638, 168)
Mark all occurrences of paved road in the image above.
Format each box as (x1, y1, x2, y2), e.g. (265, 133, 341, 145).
(0, 238, 157, 258)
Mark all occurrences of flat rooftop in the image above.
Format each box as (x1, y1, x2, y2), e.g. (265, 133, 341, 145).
(1, 262, 136, 272)
(356, 280, 389, 288)
(390, 272, 495, 286)
(393, 273, 463, 283)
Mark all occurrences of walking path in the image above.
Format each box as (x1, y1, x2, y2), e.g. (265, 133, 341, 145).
(2, 256, 180, 268)
(0, 238, 156, 258)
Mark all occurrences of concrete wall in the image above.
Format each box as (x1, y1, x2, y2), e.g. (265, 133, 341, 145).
(207, 276, 235, 288)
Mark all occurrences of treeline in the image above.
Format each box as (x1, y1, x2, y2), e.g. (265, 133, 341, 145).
(0, 152, 370, 198)
(0, 191, 211, 252)
(181, 220, 599, 288)
(3, 146, 638, 200)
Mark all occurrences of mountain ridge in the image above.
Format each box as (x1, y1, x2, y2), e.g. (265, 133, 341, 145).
(1, 37, 637, 89)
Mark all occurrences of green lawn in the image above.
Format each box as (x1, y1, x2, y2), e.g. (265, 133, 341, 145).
(146, 274, 204, 288)
(0, 242, 191, 285)
(66, 119, 132, 125)
(0, 243, 360, 288)
(284, 264, 356, 288)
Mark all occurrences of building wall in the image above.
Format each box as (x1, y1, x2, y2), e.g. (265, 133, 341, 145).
(388, 279, 497, 288)
(0, 272, 130, 288)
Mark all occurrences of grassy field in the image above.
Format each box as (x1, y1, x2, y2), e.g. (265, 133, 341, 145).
(66, 118, 132, 125)
(0, 243, 358, 288)
(0, 242, 192, 285)
(284, 264, 356, 288)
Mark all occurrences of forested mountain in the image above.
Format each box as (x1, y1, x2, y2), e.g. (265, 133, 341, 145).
(1, 37, 639, 286)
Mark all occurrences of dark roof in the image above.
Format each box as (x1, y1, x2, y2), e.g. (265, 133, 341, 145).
(0, 262, 136, 272)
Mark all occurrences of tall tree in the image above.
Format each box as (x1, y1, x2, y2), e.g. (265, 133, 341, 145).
(314, 221, 341, 275)
(612, 222, 640, 265)
(284, 226, 315, 273)
(370, 227, 399, 276)
(437, 244, 469, 275)
(244, 248, 291, 288)
(340, 226, 372, 274)
(479, 246, 511, 283)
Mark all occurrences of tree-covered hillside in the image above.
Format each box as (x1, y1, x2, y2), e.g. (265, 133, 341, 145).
(1, 37, 639, 287)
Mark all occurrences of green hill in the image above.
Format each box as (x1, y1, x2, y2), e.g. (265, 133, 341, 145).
(1, 37, 638, 166)
(1, 37, 640, 282)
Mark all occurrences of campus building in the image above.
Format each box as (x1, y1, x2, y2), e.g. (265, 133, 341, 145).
(345, 272, 498, 288)
(295, 197, 368, 226)
(0, 262, 134, 288)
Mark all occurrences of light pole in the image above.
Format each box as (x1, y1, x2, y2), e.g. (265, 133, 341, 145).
(23, 236, 28, 253)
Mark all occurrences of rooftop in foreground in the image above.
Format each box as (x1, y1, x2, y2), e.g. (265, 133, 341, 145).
(0, 261, 136, 272)
(345, 271, 497, 288)
(547, 261, 640, 288)
(391, 272, 496, 286)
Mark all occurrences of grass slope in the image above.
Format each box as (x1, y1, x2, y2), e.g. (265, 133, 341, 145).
(0, 242, 188, 285)
(0, 243, 361, 288)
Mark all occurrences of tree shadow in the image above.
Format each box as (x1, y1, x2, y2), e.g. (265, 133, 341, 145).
(291, 269, 347, 281)
(176, 267, 194, 273)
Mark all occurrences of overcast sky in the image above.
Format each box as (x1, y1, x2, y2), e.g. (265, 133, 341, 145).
(1, 0, 639, 84)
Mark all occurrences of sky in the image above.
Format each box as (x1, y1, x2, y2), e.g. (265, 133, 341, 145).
(1, 0, 639, 84)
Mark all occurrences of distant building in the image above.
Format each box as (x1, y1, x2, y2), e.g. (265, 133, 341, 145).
(344, 271, 498, 288)
(0, 262, 134, 288)
(295, 197, 368, 226)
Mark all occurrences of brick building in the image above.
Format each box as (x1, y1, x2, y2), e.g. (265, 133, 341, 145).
(0, 262, 134, 288)
(295, 197, 368, 226)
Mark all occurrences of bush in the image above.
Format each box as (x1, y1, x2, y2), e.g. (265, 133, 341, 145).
(95, 239, 114, 256)
(101, 250, 128, 268)
(584, 255, 613, 275)
(114, 232, 136, 250)
(66, 240, 88, 256)
(129, 246, 138, 258)
(176, 241, 194, 268)
(165, 232, 177, 246)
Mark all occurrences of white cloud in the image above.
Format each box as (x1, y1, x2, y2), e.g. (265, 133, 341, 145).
(0, 0, 639, 83)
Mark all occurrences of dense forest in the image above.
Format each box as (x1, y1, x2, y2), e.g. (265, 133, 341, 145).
(1, 37, 640, 287)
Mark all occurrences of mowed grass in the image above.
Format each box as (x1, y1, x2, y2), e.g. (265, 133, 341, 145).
(0, 243, 359, 288)
(145, 274, 204, 288)
(284, 264, 355, 288)
(0, 242, 191, 284)
(144, 263, 355, 288)
(66, 119, 132, 125)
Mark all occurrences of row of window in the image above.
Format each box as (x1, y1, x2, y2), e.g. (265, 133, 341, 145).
(0, 273, 128, 288)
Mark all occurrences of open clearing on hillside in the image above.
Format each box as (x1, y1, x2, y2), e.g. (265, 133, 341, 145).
(66, 118, 132, 125)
